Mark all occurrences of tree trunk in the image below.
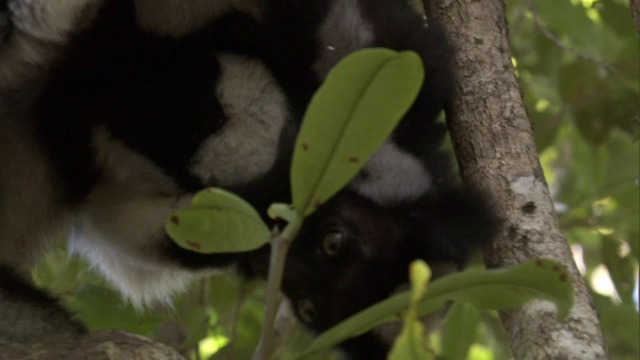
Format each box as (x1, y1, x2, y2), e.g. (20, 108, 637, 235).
(424, 0, 609, 359)
(631, 0, 640, 32)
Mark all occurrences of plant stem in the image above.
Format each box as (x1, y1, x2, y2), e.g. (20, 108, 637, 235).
(252, 218, 302, 360)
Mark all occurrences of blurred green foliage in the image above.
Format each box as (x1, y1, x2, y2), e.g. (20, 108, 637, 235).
(507, 1, 639, 360)
(32, 0, 638, 359)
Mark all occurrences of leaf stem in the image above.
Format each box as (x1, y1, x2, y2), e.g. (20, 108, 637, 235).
(252, 217, 303, 360)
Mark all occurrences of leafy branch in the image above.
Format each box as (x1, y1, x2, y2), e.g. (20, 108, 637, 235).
(166, 48, 425, 359)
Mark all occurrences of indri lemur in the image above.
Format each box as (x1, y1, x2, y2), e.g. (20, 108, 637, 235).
(0, 0, 499, 358)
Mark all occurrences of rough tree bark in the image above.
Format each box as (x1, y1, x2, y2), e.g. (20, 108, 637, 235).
(631, 0, 640, 32)
(0, 331, 186, 360)
(424, 0, 609, 359)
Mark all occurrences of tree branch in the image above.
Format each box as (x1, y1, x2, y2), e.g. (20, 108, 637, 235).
(424, 0, 608, 358)
(525, 0, 619, 75)
(0, 331, 186, 360)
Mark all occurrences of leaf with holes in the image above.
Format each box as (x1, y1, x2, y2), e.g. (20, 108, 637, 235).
(291, 48, 424, 217)
(298, 259, 574, 358)
(165, 188, 270, 254)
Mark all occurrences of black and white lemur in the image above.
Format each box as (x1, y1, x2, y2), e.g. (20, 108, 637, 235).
(0, 0, 499, 358)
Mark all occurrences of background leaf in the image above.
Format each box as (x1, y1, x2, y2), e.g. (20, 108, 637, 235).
(68, 285, 163, 334)
(440, 302, 481, 360)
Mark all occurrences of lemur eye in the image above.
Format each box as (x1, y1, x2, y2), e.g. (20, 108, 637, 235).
(321, 231, 346, 256)
(297, 299, 317, 323)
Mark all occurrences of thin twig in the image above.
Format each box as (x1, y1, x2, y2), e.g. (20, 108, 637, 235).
(525, 0, 620, 75)
(252, 219, 301, 360)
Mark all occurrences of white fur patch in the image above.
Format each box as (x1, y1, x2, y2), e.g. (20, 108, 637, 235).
(351, 141, 431, 205)
(69, 185, 218, 308)
(312, 0, 374, 79)
(0, 31, 58, 89)
(135, 0, 262, 37)
(190, 54, 289, 187)
(70, 130, 209, 306)
(9, 0, 100, 41)
(0, 0, 102, 89)
(69, 228, 201, 308)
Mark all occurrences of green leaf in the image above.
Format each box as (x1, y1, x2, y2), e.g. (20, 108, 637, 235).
(299, 259, 573, 357)
(601, 235, 637, 304)
(32, 248, 83, 294)
(165, 188, 270, 254)
(67, 285, 163, 334)
(593, 293, 640, 358)
(291, 49, 425, 216)
(267, 203, 298, 223)
(409, 260, 431, 304)
(417, 259, 574, 319)
(440, 302, 480, 360)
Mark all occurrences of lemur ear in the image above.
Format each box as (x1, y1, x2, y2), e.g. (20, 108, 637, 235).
(311, 0, 375, 79)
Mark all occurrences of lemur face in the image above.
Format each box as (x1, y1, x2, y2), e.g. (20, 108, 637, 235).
(279, 194, 411, 328)
(247, 185, 500, 357)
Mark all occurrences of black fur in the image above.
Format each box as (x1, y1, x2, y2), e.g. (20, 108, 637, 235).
(0, 0, 10, 44)
(35, 1, 260, 198)
(248, 189, 499, 359)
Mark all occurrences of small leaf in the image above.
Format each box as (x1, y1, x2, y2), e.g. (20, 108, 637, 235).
(300, 259, 573, 357)
(165, 188, 270, 254)
(291, 49, 425, 216)
(267, 203, 298, 223)
(410, 260, 431, 304)
(190, 187, 257, 212)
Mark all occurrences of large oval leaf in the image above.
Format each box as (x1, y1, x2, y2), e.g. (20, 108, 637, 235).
(165, 188, 270, 254)
(291, 49, 425, 217)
